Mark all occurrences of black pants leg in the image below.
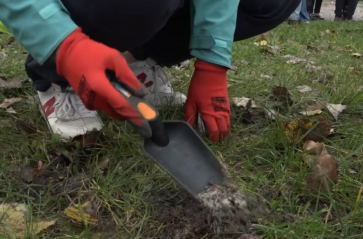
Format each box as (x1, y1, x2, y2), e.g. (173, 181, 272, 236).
(307, 0, 315, 13)
(26, 0, 300, 91)
(335, 0, 346, 17)
(345, 0, 359, 19)
(314, 0, 323, 14)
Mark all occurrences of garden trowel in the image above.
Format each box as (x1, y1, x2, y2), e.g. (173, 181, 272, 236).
(110, 76, 226, 198)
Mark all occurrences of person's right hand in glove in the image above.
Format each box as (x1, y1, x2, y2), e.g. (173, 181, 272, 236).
(56, 28, 159, 140)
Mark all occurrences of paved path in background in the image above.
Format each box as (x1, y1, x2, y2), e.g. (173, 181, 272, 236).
(320, 2, 363, 21)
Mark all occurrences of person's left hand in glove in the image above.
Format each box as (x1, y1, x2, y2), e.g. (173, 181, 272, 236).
(185, 59, 230, 142)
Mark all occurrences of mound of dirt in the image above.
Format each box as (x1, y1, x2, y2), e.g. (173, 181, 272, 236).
(197, 178, 250, 234)
(150, 187, 262, 239)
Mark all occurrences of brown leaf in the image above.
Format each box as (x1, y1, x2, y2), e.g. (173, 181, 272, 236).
(281, 118, 331, 143)
(0, 97, 22, 108)
(14, 119, 37, 135)
(300, 101, 327, 116)
(241, 109, 265, 124)
(0, 76, 22, 89)
(306, 154, 338, 193)
(98, 157, 110, 173)
(303, 140, 328, 157)
(64, 201, 98, 226)
(302, 140, 328, 166)
(72, 130, 107, 149)
(307, 45, 321, 52)
(269, 86, 294, 106)
(306, 101, 327, 111)
(304, 118, 331, 142)
(20, 166, 35, 183)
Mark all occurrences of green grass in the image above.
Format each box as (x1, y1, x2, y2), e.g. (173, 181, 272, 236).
(1, 20, 363, 239)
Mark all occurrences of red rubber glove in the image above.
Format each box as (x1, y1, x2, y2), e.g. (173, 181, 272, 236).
(56, 28, 154, 138)
(185, 60, 230, 142)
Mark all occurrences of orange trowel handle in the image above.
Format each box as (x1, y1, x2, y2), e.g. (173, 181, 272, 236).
(107, 71, 169, 146)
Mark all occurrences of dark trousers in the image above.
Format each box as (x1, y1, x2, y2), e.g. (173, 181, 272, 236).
(26, 0, 300, 92)
(307, 0, 323, 14)
(335, 0, 359, 18)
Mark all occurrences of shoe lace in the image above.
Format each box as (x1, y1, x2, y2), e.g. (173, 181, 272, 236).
(55, 87, 89, 121)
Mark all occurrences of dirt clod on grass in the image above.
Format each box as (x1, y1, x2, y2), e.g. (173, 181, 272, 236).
(152, 159, 268, 239)
(197, 178, 250, 234)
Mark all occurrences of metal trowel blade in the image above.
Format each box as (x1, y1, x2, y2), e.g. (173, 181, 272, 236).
(143, 121, 225, 197)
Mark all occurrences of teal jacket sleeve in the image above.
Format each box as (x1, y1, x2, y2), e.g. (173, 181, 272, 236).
(190, 0, 240, 68)
(0, 0, 77, 64)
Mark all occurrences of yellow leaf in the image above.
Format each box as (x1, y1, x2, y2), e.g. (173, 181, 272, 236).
(351, 53, 361, 58)
(0, 203, 56, 239)
(64, 201, 98, 226)
(259, 40, 268, 46)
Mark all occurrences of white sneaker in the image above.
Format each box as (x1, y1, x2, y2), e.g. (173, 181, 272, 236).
(128, 58, 187, 107)
(37, 84, 103, 141)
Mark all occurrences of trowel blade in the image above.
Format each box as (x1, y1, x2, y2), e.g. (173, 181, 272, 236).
(143, 121, 225, 197)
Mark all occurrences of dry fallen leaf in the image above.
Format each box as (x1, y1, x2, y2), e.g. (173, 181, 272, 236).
(281, 118, 331, 143)
(303, 140, 328, 156)
(297, 85, 312, 93)
(284, 55, 312, 64)
(0, 76, 22, 89)
(265, 86, 294, 120)
(232, 97, 258, 108)
(6, 107, 17, 114)
(305, 63, 322, 73)
(259, 40, 268, 46)
(0, 203, 56, 238)
(306, 154, 338, 193)
(20, 161, 43, 183)
(351, 53, 361, 58)
(230, 64, 238, 72)
(269, 86, 294, 107)
(302, 140, 328, 166)
(14, 119, 37, 135)
(307, 45, 321, 52)
(0, 97, 22, 109)
(260, 74, 272, 79)
(98, 157, 110, 172)
(64, 201, 98, 226)
(262, 45, 280, 55)
(327, 103, 347, 120)
(299, 101, 327, 116)
(241, 59, 250, 65)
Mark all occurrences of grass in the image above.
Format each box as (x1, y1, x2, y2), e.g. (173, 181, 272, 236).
(1, 20, 363, 239)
